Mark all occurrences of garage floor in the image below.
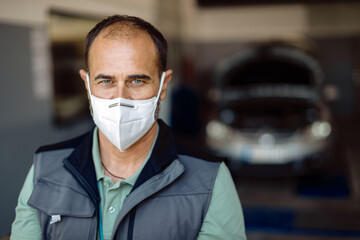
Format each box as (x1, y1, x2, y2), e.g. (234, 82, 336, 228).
(236, 117, 360, 239)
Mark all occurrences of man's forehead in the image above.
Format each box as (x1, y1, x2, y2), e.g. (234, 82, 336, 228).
(88, 24, 160, 73)
(100, 23, 149, 41)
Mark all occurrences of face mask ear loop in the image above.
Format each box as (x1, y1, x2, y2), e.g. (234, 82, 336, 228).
(155, 72, 166, 104)
(86, 73, 93, 97)
(86, 73, 95, 116)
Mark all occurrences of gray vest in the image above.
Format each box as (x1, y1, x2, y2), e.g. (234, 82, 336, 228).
(28, 147, 220, 240)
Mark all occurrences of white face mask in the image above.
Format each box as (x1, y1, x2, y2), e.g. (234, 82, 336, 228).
(86, 72, 165, 152)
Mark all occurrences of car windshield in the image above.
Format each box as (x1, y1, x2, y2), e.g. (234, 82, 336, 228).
(225, 60, 313, 87)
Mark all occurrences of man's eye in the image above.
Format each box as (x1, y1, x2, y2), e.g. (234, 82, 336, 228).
(133, 79, 144, 85)
(100, 80, 112, 85)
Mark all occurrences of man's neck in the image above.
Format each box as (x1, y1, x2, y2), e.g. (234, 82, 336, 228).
(98, 123, 157, 181)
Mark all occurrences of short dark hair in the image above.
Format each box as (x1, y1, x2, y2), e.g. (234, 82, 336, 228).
(85, 15, 168, 73)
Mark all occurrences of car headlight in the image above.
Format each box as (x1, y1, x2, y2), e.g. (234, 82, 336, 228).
(206, 121, 228, 141)
(310, 121, 332, 139)
(258, 133, 276, 148)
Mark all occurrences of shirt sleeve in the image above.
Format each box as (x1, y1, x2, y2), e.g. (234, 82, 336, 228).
(10, 165, 42, 240)
(197, 162, 247, 240)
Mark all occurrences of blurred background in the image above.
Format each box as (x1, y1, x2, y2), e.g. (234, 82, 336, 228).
(0, 0, 360, 239)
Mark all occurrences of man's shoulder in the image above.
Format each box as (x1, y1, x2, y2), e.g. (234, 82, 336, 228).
(177, 153, 222, 173)
(35, 130, 93, 154)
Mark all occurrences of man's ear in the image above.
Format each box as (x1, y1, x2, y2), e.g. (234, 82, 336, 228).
(79, 69, 88, 89)
(160, 69, 173, 101)
(79, 69, 91, 100)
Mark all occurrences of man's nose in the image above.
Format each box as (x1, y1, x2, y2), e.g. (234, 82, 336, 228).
(114, 84, 131, 99)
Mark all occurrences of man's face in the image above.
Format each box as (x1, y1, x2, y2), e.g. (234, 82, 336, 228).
(80, 28, 171, 101)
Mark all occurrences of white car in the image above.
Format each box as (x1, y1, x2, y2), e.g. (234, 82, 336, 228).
(206, 44, 335, 174)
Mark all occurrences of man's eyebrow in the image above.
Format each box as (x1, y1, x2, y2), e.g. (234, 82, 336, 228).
(128, 74, 151, 80)
(94, 74, 115, 81)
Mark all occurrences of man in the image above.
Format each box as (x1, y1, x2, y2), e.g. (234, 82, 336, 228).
(11, 15, 246, 240)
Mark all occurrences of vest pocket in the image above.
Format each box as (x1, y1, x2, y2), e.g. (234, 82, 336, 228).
(28, 178, 96, 240)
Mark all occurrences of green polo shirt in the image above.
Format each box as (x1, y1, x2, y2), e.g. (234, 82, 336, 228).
(93, 126, 156, 239)
(11, 126, 246, 240)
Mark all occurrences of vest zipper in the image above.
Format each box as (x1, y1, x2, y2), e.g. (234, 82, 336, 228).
(127, 209, 136, 240)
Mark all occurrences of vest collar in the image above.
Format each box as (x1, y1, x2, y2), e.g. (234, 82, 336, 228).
(132, 119, 179, 191)
(63, 129, 100, 205)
